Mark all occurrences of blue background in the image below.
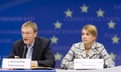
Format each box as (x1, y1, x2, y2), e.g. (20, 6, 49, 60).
(0, 0, 121, 68)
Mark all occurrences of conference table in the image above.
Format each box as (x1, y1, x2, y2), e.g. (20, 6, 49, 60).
(0, 66, 121, 72)
(0, 70, 55, 72)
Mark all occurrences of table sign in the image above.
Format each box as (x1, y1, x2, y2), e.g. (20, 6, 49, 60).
(74, 59, 104, 69)
(2, 58, 31, 69)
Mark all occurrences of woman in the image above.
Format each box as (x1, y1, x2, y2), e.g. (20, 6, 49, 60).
(60, 24, 115, 69)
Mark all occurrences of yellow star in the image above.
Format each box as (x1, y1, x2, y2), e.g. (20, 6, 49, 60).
(65, 9, 73, 17)
(54, 52, 62, 60)
(112, 35, 120, 44)
(80, 4, 89, 13)
(110, 52, 116, 60)
(54, 20, 62, 29)
(108, 20, 116, 29)
(96, 9, 104, 17)
(50, 35, 58, 44)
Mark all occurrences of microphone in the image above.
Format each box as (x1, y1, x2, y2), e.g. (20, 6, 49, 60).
(22, 45, 27, 58)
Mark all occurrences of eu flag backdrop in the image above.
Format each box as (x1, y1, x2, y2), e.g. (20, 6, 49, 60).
(0, 0, 121, 68)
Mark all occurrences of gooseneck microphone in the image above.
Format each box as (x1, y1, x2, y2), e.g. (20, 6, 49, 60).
(14, 45, 27, 70)
(22, 45, 27, 58)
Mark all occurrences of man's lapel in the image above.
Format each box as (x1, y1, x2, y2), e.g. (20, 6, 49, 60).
(32, 38, 41, 60)
(19, 44, 25, 58)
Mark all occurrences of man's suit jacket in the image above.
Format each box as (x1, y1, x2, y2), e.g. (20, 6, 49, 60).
(8, 36, 55, 68)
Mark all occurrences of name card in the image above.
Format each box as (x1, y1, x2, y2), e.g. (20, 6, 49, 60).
(74, 59, 104, 69)
(2, 58, 31, 69)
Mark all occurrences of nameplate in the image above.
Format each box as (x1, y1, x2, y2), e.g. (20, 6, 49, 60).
(74, 59, 104, 69)
(2, 58, 31, 69)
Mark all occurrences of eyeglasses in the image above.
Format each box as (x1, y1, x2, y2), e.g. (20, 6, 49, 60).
(21, 32, 32, 36)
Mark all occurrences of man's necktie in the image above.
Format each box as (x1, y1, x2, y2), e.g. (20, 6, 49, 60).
(26, 46, 33, 59)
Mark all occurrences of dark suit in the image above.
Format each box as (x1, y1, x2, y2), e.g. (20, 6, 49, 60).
(8, 36, 55, 68)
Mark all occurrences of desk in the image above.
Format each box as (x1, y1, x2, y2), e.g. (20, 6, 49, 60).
(56, 66, 121, 72)
(0, 66, 121, 72)
(0, 70, 56, 72)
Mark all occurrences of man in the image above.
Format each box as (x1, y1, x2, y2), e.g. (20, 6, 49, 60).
(8, 21, 55, 68)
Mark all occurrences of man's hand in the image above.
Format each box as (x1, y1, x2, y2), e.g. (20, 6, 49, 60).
(31, 61, 38, 67)
(14, 56, 20, 59)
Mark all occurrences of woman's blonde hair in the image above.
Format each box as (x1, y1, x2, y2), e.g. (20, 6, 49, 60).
(82, 24, 98, 40)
